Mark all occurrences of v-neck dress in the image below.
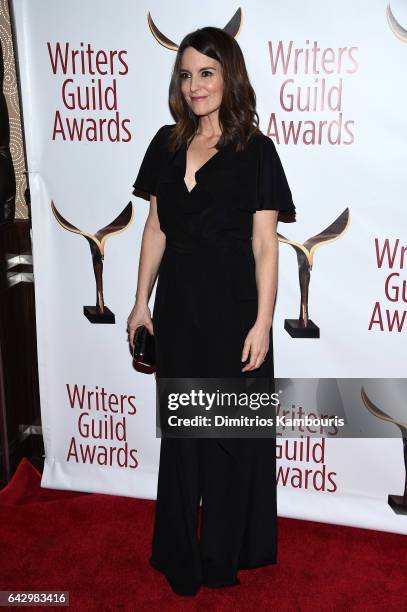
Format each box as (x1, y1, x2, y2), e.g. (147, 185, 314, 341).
(132, 123, 296, 595)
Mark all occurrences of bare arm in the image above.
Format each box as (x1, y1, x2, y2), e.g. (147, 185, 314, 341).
(127, 195, 166, 349)
(241, 210, 279, 371)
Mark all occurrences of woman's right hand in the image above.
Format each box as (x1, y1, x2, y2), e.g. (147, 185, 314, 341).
(127, 301, 153, 352)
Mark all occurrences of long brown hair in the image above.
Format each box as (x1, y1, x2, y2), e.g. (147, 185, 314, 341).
(168, 27, 261, 153)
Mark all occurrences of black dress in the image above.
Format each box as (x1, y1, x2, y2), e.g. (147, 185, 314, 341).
(132, 124, 296, 596)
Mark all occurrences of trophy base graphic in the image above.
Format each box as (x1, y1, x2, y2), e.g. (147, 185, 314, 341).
(284, 319, 320, 338)
(388, 494, 407, 515)
(83, 306, 115, 324)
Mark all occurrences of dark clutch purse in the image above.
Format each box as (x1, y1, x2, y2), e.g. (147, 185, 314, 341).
(133, 325, 156, 372)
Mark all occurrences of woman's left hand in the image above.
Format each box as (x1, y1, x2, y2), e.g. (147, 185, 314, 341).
(241, 321, 271, 372)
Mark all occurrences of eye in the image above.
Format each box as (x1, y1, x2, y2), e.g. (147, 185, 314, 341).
(179, 70, 214, 79)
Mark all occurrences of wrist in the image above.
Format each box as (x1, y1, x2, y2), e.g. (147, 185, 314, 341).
(134, 294, 148, 309)
(255, 316, 272, 331)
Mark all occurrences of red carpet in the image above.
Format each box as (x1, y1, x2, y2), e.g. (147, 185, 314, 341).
(0, 458, 406, 611)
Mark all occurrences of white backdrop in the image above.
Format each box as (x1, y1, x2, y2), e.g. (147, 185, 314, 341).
(11, 0, 407, 534)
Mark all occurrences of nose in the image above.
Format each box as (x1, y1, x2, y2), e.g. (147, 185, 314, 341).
(189, 75, 202, 94)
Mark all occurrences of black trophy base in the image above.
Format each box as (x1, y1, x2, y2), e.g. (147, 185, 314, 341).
(388, 494, 407, 515)
(284, 319, 320, 338)
(83, 305, 115, 324)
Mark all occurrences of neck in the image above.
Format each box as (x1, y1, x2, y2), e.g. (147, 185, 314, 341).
(196, 111, 222, 137)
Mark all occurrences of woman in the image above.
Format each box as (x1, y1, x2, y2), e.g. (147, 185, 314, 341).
(128, 27, 296, 596)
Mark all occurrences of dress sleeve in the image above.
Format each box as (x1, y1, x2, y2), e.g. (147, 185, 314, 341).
(256, 136, 296, 222)
(132, 125, 170, 198)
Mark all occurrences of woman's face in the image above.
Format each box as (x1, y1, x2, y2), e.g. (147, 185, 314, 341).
(179, 46, 223, 118)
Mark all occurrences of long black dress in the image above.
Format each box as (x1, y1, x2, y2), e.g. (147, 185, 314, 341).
(132, 124, 296, 596)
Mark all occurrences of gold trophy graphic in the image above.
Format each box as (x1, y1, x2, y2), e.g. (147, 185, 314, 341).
(386, 2, 407, 43)
(361, 387, 407, 515)
(51, 201, 134, 323)
(147, 7, 242, 49)
(278, 208, 350, 338)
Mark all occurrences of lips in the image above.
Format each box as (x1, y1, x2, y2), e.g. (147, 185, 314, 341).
(191, 96, 207, 101)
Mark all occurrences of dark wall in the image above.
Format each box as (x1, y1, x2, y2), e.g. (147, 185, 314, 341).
(0, 1, 42, 485)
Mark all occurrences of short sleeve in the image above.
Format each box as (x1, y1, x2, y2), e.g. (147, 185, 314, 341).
(256, 136, 296, 222)
(132, 125, 170, 198)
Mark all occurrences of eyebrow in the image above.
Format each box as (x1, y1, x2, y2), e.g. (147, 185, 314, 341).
(179, 66, 217, 72)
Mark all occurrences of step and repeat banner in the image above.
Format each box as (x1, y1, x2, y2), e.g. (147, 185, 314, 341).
(10, 0, 407, 534)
